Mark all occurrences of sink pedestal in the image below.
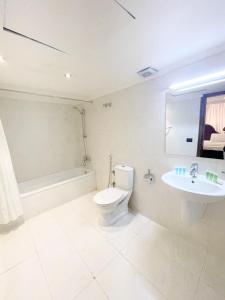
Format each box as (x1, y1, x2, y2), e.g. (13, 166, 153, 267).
(181, 200, 207, 224)
(162, 171, 225, 225)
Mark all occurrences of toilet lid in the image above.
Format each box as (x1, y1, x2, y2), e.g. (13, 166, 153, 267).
(94, 188, 128, 205)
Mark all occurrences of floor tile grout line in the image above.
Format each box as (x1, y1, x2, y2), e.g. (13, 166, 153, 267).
(96, 227, 168, 300)
(118, 250, 169, 300)
(84, 211, 171, 287)
(65, 211, 117, 299)
(81, 212, 134, 256)
(198, 260, 225, 300)
(202, 244, 225, 299)
(94, 253, 121, 279)
(32, 219, 95, 300)
(72, 278, 111, 300)
(55, 212, 121, 280)
(91, 219, 139, 253)
(73, 229, 122, 279)
(33, 197, 121, 285)
(72, 279, 96, 300)
(35, 252, 54, 300)
(194, 252, 225, 300)
(201, 282, 225, 300)
(1, 211, 163, 299)
(193, 264, 205, 300)
(68, 194, 113, 300)
(92, 244, 169, 300)
(120, 241, 206, 300)
(2, 194, 219, 300)
(95, 277, 112, 300)
(72, 279, 94, 300)
(30, 219, 94, 300)
(94, 240, 169, 300)
(31, 228, 54, 300)
(120, 233, 213, 299)
(0, 254, 36, 278)
(0, 221, 37, 277)
(121, 226, 225, 300)
(60, 225, 109, 300)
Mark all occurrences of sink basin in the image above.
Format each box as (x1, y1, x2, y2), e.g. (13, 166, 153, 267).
(162, 171, 225, 202)
(162, 171, 225, 224)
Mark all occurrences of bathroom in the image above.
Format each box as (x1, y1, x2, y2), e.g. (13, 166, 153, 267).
(1, 1, 225, 299)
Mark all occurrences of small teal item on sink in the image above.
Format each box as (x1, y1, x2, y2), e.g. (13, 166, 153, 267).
(182, 167, 186, 175)
(175, 167, 186, 175)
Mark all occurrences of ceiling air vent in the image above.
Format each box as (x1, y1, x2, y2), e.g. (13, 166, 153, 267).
(137, 67, 158, 78)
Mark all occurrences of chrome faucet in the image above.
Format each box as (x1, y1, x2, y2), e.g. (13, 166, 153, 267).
(190, 163, 198, 178)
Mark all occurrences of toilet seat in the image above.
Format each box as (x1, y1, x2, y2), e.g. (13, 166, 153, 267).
(94, 187, 128, 206)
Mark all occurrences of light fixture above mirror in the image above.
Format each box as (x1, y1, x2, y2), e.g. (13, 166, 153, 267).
(169, 70, 225, 93)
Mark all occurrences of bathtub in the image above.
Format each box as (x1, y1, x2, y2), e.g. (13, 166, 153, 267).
(19, 168, 96, 219)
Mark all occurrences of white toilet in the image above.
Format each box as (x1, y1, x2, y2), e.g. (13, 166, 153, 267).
(94, 164, 134, 226)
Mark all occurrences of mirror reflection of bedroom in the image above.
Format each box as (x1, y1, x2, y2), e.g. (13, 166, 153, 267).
(197, 92, 225, 159)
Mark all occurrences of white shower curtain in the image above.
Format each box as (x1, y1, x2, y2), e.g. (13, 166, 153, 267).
(0, 120, 23, 224)
(205, 102, 225, 133)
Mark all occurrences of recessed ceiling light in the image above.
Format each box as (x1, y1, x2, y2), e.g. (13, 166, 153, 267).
(65, 73, 71, 79)
(0, 55, 5, 64)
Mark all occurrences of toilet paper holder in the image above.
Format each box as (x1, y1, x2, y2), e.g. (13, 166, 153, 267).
(144, 169, 154, 184)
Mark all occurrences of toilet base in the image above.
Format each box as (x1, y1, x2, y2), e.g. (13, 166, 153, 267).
(99, 207, 128, 226)
(97, 194, 131, 226)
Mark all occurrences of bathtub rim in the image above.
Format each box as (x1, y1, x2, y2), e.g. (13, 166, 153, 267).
(19, 168, 95, 198)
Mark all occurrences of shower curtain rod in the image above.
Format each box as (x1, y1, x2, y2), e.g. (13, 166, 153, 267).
(0, 88, 93, 103)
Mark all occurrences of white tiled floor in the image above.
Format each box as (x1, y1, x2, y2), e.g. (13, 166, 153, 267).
(0, 191, 225, 300)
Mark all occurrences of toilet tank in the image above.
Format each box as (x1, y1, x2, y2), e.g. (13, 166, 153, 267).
(114, 164, 134, 190)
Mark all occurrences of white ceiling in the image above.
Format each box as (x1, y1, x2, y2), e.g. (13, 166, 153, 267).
(1, 0, 225, 101)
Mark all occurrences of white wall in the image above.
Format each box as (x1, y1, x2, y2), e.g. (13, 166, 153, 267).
(86, 51, 225, 258)
(166, 96, 200, 156)
(0, 98, 83, 182)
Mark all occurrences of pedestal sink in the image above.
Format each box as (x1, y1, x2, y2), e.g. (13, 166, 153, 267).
(162, 171, 225, 224)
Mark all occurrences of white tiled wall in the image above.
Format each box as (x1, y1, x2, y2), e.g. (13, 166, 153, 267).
(0, 99, 83, 182)
(85, 51, 225, 258)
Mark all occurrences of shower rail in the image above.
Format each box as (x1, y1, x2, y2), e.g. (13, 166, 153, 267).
(0, 88, 93, 103)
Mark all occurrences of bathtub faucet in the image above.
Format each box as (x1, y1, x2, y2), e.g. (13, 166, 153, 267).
(82, 155, 90, 166)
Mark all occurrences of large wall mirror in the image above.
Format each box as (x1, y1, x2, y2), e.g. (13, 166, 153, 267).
(166, 87, 225, 160)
